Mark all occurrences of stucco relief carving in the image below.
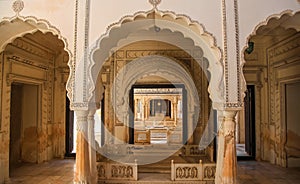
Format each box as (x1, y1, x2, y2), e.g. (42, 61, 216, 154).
(12, 0, 24, 15)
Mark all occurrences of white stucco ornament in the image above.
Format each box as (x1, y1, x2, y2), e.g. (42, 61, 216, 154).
(12, 0, 24, 15)
(149, 0, 161, 9)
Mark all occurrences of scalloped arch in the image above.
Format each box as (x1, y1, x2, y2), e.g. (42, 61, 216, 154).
(242, 10, 300, 57)
(0, 15, 72, 67)
(241, 10, 300, 99)
(248, 10, 300, 39)
(0, 15, 73, 101)
(85, 9, 224, 109)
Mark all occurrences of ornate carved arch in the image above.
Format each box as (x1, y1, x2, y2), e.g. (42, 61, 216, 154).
(241, 10, 300, 98)
(0, 15, 73, 104)
(77, 9, 224, 110)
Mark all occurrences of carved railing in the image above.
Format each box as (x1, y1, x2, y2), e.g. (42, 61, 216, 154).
(171, 160, 216, 181)
(97, 161, 138, 181)
(202, 163, 216, 181)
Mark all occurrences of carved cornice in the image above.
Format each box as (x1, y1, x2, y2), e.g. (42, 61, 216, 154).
(10, 38, 54, 61)
(7, 55, 50, 70)
(268, 34, 300, 62)
(124, 50, 193, 60)
(134, 88, 182, 94)
(6, 73, 46, 86)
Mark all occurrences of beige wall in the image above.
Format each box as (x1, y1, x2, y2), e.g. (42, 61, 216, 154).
(0, 0, 298, 58)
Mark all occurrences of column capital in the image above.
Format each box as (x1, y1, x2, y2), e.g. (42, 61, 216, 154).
(75, 110, 89, 119)
(223, 110, 238, 120)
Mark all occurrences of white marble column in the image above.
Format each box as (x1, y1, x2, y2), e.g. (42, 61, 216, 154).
(215, 110, 238, 184)
(74, 110, 89, 183)
(87, 109, 97, 183)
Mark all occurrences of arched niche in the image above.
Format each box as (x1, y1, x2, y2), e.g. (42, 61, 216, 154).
(71, 9, 224, 110)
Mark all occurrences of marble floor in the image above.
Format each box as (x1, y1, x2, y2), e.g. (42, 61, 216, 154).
(4, 159, 300, 184)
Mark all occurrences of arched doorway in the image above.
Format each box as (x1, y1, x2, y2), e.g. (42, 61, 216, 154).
(0, 15, 71, 180)
(241, 10, 300, 166)
(90, 8, 226, 177)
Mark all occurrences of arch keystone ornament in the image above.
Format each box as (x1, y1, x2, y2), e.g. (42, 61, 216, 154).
(149, 0, 162, 9)
(12, 0, 24, 16)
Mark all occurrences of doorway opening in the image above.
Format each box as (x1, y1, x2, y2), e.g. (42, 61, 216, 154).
(129, 84, 187, 145)
(285, 82, 300, 167)
(65, 95, 74, 157)
(9, 83, 39, 175)
(237, 85, 256, 159)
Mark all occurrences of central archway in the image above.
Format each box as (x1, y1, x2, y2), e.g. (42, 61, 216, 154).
(77, 9, 224, 109)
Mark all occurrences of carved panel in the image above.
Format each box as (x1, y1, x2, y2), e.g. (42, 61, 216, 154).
(97, 162, 138, 181)
(175, 166, 199, 179)
(111, 165, 134, 178)
(97, 162, 106, 180)
(171, 160, 216, 181)
(203, 164, 216, 181)
(172, 162, 202, 181)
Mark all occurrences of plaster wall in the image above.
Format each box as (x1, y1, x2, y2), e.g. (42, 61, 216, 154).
(0, 0, 298, 58)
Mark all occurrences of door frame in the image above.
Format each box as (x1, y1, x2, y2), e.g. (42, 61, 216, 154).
(129, 84, 187, 144)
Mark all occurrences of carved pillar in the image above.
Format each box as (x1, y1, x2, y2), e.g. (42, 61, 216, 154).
(215, 110, 238, 184)
(74, 110, 90, 184)
(144, 101, 148, 120)
(173, 97, 178, 124)
(87, 108, 97, 183)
